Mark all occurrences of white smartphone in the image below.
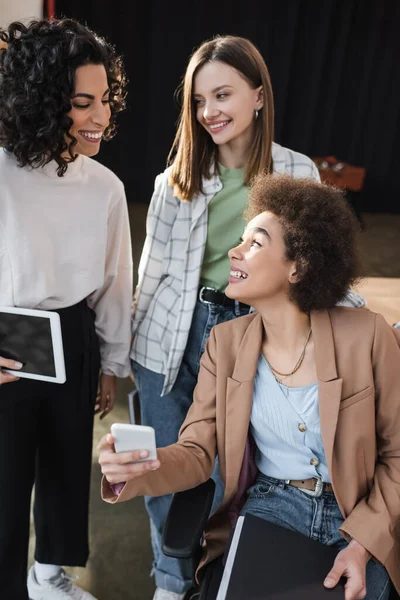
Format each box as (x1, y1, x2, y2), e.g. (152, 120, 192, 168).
(110, 423, 157, 462)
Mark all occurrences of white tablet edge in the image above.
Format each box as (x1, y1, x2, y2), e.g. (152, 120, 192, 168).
(49, 311, 66, 383)
(0, 306, 66, 384)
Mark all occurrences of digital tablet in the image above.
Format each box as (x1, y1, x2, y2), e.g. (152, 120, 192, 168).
(0, 306, 66, 384)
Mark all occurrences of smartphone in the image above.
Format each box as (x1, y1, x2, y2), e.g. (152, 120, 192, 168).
(110, 423, 157, 462)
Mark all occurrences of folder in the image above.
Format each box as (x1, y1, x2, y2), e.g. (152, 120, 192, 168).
(217, 513, 344, 599)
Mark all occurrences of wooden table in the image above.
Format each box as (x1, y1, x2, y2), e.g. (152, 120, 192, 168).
(355, 277, 400, 326)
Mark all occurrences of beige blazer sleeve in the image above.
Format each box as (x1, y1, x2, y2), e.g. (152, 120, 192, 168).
(102, 328, 219, 504)
(340, 314, 400, 563)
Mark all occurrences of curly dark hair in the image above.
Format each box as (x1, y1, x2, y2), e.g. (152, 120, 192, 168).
(0, 18, 127, 176)
(245, 173, 361, 312)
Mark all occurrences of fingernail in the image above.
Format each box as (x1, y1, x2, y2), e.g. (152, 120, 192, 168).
(151, 462, 159, 470)
(324, 578, 334, 586)
(14, 361, 23, 369)
(140, 450, 149, 458)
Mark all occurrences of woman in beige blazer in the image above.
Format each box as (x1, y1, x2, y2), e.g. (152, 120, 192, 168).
(100, 175, 400, 600)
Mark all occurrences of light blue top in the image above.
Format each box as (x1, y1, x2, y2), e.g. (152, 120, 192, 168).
(250, 354, 330, 482)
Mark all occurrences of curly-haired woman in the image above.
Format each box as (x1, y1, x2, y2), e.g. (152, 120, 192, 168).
(128, 35, 364, 600)
(100, 175, 400, 600)
(0, 19, 132, 600)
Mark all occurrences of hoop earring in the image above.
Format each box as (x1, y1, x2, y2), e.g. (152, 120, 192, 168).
(255, 110, 259, 120)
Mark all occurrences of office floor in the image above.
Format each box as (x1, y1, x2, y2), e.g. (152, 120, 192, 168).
(28, 208, 400, 600)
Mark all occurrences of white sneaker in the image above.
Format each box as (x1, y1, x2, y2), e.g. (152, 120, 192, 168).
(152, 587, 186, 600)
(28, 566, 97, 600)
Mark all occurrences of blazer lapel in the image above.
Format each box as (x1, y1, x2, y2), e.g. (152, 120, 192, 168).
(223, 310, 343, 506)
(311, 310, 343, 482)
(224, 314, 264, 502)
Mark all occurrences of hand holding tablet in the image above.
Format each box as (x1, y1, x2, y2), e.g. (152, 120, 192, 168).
(0, 355, 23, 384)
(0, 306, 66, 384)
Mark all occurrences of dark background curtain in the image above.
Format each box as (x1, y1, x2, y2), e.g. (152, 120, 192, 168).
(51, 0, 400, 213)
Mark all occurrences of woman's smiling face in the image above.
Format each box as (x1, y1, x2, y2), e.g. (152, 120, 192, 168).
(193, 60, 263, 150)
(225, 211, 296, 307)
(67, 63, 111, 157)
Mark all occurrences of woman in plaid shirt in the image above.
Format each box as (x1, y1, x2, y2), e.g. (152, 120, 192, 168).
(130, 36, 363, 600)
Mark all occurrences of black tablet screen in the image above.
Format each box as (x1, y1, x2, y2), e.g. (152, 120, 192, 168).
(0, 313, 56, 377)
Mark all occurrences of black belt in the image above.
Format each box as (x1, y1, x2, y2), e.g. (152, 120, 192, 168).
(198, 286, 250, 311)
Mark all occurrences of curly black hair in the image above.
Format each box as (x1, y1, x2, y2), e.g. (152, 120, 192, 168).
(245, 174, 361, 312)
(0, 19, 127, 176)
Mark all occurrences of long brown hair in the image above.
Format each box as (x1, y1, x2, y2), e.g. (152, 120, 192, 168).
(168, 36, 274, 201)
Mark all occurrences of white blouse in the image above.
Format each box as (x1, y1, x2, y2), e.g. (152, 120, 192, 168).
(0, 150, 133, 377)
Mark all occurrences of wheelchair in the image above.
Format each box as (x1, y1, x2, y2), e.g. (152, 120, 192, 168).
(162, 479, 399, 600)
(162, 479, 222, 600)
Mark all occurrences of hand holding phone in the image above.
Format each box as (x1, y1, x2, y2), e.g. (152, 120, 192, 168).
(110, 423, 157, 462)
(98, 424, 160, 485)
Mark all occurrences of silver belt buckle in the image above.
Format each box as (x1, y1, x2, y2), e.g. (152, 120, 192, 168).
(199, 286, 216, 305)
(313, 477, 323, 497)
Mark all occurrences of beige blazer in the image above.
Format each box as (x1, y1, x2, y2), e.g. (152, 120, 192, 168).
(103, 308, 400, 591)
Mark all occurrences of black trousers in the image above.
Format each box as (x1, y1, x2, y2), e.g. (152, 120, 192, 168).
(0, 301, 100, 600)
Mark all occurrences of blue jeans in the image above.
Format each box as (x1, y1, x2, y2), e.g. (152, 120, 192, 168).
(132, 299, 251, 594)
(241, 473, 390, 600)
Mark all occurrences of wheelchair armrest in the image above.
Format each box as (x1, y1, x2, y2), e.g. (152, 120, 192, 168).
(162, 479, 216, 559)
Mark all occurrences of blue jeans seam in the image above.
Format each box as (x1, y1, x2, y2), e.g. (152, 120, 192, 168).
(377, 578, 390, 600)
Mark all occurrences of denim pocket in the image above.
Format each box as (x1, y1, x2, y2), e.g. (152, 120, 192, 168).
(247, 481, 276, 498)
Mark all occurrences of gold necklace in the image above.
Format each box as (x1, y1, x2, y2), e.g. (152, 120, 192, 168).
(263, 326, 312, 380)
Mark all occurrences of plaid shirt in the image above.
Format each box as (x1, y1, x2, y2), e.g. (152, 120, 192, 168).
(130, 142, 365, 395)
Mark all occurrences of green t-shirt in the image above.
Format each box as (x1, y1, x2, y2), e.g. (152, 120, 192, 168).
(200, 164, 248, 291)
